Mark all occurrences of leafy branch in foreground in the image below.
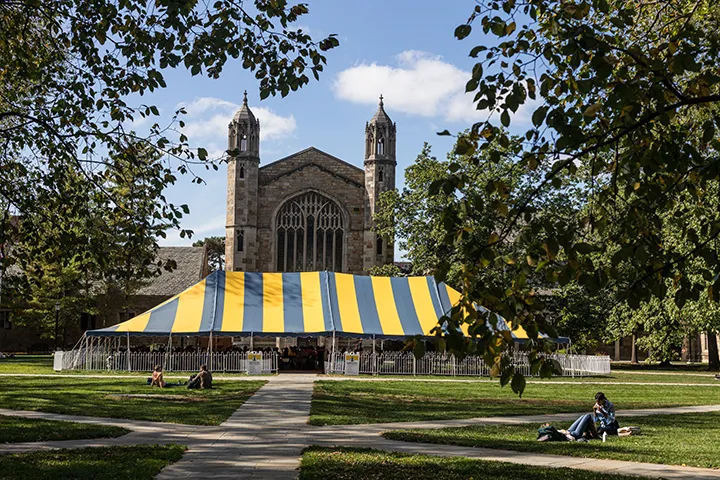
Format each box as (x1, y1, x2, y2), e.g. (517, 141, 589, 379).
(426, 0, 720, 392)
(0, 0, 338, 286)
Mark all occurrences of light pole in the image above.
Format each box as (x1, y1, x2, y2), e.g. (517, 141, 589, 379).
(54, 302, 61, 350)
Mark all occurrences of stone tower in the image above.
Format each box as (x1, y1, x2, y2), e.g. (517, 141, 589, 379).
(363, 95, 396, 270)
(226, 91, 260, 271)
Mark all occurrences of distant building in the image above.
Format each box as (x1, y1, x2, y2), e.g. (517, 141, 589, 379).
(0, 246, 209, 352)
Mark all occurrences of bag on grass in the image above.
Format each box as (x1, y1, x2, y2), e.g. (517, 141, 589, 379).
(618, 426, 641, 436)
(537, 425, 567, 442)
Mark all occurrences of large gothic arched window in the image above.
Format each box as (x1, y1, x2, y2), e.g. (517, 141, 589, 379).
(275, 192, 345, 272)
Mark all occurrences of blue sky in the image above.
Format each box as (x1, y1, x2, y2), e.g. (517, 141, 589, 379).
(147, 1, 533, 256)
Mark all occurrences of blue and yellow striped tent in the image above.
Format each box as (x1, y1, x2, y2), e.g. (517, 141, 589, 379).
(87, 271, 554, 340)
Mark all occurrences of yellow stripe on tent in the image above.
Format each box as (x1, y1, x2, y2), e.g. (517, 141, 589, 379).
(221, 272, 246, 333)
(114, 311, 151, 332)
(505, 321, 529, 338)
(371, 276, 404, 336)
(335, 273, 363, 334)
(301, 272, 325, 333)
(171, 280, 206, 333)
(263, 273, 284, 333)
(408, 277, 440, 335)
(444, 284, 470, 336)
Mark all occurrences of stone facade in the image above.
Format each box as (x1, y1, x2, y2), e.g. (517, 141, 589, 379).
(225, 94, 396, 274)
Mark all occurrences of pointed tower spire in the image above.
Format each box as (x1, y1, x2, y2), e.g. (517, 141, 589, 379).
(242, 90, 248, 105)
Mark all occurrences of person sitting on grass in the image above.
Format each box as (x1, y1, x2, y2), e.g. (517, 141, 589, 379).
(594, 391, 619, 436)
(188, 364, 213, 389)
(149, 365, 166, 388)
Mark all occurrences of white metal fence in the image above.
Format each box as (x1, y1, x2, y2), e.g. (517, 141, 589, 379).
(324, 351, 610, 377)
(57, 349, 278, 374)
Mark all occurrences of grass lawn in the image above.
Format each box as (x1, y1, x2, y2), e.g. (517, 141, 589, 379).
(299, 447, 640, 480)
(383, 412, 720, 469)
(0, 444, 184, 480)
(0, 377, 265, 425)
(310, 380, 720, 425)
(0, 415, 129, 443)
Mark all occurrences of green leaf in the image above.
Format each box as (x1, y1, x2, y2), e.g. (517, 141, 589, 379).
(532, 106, 548, 127)
(454, 25, 472, 40)
(583, 104, 602, 117)
(511, 372, 526, 396)
(500, 365, 515, 386)
(501, 110, 510, 127)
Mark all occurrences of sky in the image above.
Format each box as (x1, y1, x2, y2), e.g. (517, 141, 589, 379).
(145, 1, 532, 257)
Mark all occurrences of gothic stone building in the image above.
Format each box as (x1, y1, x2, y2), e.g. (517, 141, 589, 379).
(225, 93, 395, 274)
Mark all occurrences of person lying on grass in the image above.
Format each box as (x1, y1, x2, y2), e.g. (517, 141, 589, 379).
(149, 365, 166, 388)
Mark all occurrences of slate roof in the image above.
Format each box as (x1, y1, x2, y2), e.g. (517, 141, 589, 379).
(137, 246, 208, 297)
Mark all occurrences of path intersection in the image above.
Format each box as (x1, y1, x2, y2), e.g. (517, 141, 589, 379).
(1, 374, 720, 479)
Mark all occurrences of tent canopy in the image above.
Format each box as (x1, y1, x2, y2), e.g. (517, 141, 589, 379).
(87, 271, 565, 341)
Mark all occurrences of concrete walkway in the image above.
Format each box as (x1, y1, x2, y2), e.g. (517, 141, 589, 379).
(1, 375, 720, 479)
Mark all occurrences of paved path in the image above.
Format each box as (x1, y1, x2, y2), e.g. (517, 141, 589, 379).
(2, 376, 720, 479)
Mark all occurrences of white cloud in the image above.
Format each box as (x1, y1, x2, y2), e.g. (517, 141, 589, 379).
(334, 51, 533, 125)
(177, 97, 297, 144)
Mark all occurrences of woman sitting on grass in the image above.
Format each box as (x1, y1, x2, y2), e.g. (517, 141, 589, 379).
(150, 365, 166, 388)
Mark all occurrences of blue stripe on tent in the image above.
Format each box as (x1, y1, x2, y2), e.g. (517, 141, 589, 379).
(354, 276, 382, 335)
(199, 273, 217, 333)
(437, 283, 453, 316)
(426, 276, 444, 320)
(213, 271, 227, 332)
(243, 272, 264, 332)
(320, 272, 334, 331)
(282, 273, 304, 333)
(390, 277, 424, 336)
(144, 297, 179, 333)
(326, 272, 343, 332)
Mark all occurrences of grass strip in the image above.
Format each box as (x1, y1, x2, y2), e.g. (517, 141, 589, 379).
(0, 377, 266, 425)
(310, 380, 720, 425)
(0, 444, 184, 480)
(0, 415, 129, 443)
(383, 412, 720, 469)
(299, 446, 640, 480)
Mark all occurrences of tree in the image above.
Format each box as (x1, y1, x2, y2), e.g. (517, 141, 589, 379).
(426, 0, 720, 391)
(0, 0, 338, 291)
(4, 141, 178, 343)
(378, 136, 585, 384)
(366, 263, 403, 277)
(193, 237, 226, 272)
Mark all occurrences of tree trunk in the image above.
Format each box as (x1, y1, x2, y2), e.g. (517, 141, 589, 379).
(708, 331, 719, 371)
(631, 333, 638, 364)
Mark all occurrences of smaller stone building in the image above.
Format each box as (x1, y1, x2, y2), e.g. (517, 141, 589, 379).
(0, 246, 209, 352)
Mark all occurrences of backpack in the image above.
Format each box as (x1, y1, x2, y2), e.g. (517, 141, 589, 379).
(537, 425, 567, 442)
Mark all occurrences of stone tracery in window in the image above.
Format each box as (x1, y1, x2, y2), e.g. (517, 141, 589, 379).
(275, 192, 345, 272)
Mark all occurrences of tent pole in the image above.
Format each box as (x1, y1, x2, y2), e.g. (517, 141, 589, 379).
(167, 333, 173, 372)
(126, 332, 131, 372)
(331, 330, 336, 374)
(372, 334, 376, 376)
(250, 332, 254, 352)
(209, 332, 214, 371)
